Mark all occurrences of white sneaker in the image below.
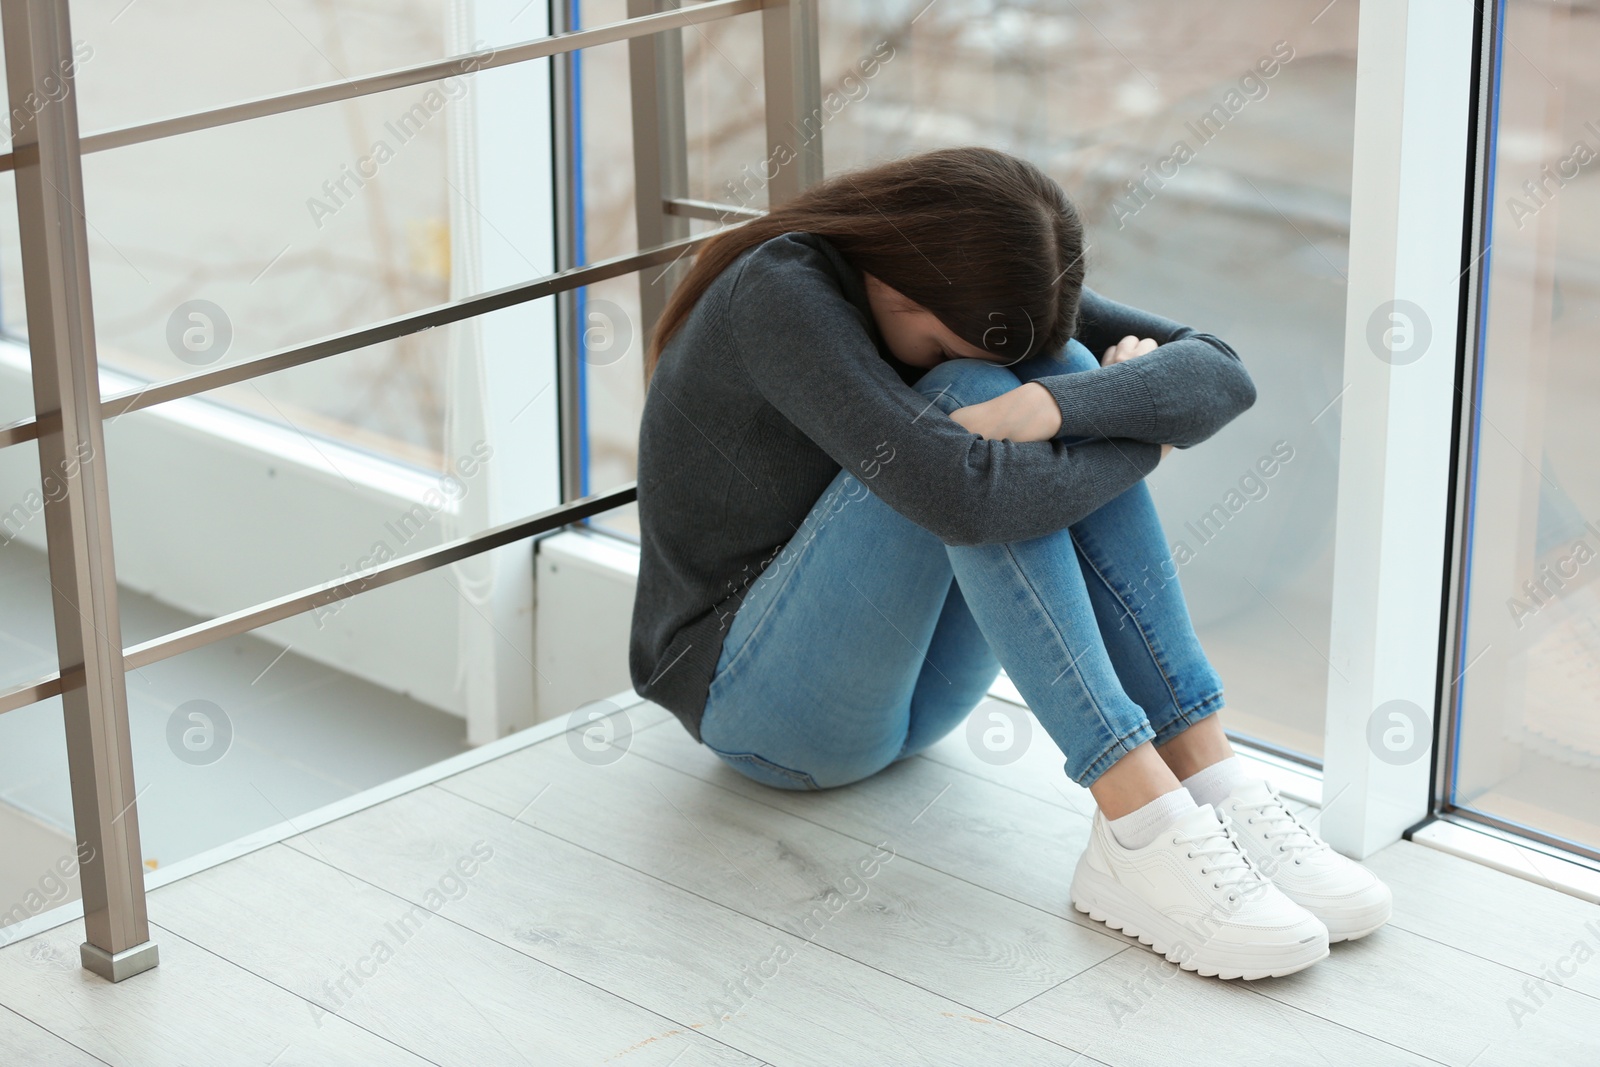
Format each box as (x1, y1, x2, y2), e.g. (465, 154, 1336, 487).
(1216, 778, 1393, 942)
(1070, 803, 1329, 980)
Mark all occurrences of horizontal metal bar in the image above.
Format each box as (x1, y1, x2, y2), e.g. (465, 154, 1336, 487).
(664, 197, 765, 222)
(0, 405, 51, 446)
(126, 480, 637, 670)
(0, 670, 64, 717)
(0, 0, 762, 174)
(124, 480, 637, 670)
(1, 227, 742, 449)
(0, 482, 638, 716)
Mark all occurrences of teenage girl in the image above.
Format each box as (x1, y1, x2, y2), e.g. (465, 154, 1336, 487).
(629, 145, 1390, 979)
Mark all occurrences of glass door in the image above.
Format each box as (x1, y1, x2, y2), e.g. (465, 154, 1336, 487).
(1445, 0, 1600, 861)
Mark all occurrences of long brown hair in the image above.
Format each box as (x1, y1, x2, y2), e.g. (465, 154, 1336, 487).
(644, 145, 1086, 384)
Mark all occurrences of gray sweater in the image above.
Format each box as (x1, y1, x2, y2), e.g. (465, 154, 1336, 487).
(629, 231, 1256, 742)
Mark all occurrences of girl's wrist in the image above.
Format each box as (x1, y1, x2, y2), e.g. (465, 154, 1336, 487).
(951, 383, 1063, 442)
(1020, 382, 1062, 441)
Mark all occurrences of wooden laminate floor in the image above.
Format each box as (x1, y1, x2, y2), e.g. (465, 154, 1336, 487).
(1, 699, 1596, 1067)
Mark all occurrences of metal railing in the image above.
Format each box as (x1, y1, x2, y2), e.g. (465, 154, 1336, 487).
(0, 0, 820, 981)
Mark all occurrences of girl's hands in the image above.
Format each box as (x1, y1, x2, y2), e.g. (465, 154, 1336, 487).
(1102, 335, 1159, 365)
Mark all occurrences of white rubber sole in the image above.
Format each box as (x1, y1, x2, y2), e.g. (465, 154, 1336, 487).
(1314, 899, 1393, 943)
(1070, 863, 1329, 980)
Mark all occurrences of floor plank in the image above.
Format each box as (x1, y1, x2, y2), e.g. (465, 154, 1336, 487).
(1366, 838, 1600, 1000)
(146, 841, 761, 1067)
(1002, 947, 1439, 1067)
(627, 709, 1124, 934)
(434, 725, 1127, 1015)
(283, 782, 1093, 1066)
(1252, 920, 1599, 1066)
(0, 1002, 109, 1066)
(0, 919, 433, 1066)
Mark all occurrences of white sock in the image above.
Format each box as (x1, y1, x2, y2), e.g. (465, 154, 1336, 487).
(1108, 787, 1199, 850)
(1180, 756, 1249, 809)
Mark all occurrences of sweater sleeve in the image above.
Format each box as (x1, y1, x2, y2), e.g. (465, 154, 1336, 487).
(1032, 286, 1258, 449)
(720, 233, 1163, 548)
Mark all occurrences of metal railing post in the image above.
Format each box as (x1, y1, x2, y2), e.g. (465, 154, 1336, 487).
(552, 0, 585, 502)
(761, 0, 822, 206)
(627, 0, 691, 356)
(1, 0, 157, 981)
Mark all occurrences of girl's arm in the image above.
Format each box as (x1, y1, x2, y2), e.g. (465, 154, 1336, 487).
(1029, 286, 1257, 449)
(948, 379, 1174, 460)
(719, 233, 1163, 548)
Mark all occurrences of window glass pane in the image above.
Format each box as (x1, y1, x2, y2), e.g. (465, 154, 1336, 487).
(1451, 0, 1600, 853)
(579, 0, 1358, 759)
(0, 702, 77, 936)
(0, 625, 471, 894)
(1, 1, 461, 471)
(0, 441, 61, 692)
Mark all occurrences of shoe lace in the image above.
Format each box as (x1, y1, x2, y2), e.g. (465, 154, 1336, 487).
(1172, 815, 1269, 900)
(1231, 789, 1331, 865)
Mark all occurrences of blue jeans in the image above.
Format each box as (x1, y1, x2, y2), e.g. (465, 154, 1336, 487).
(697, 339, 1226, 791)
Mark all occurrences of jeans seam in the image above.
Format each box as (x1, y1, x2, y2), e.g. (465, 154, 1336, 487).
(1070, 523, 1188, 724)
(1152, 689, 1226, 747)
(713, 516, 821, 688)
(996, 539, 1130, 752)
(704, 744, 821, 790)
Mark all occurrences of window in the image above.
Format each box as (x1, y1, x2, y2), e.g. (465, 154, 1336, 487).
(1446, 0, 1600, 859)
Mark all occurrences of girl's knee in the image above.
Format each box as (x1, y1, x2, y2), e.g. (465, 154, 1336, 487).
(912, 356, 1022, 411)
(1063, 337, 1099, 372)
(912, 341, 1099, 414)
